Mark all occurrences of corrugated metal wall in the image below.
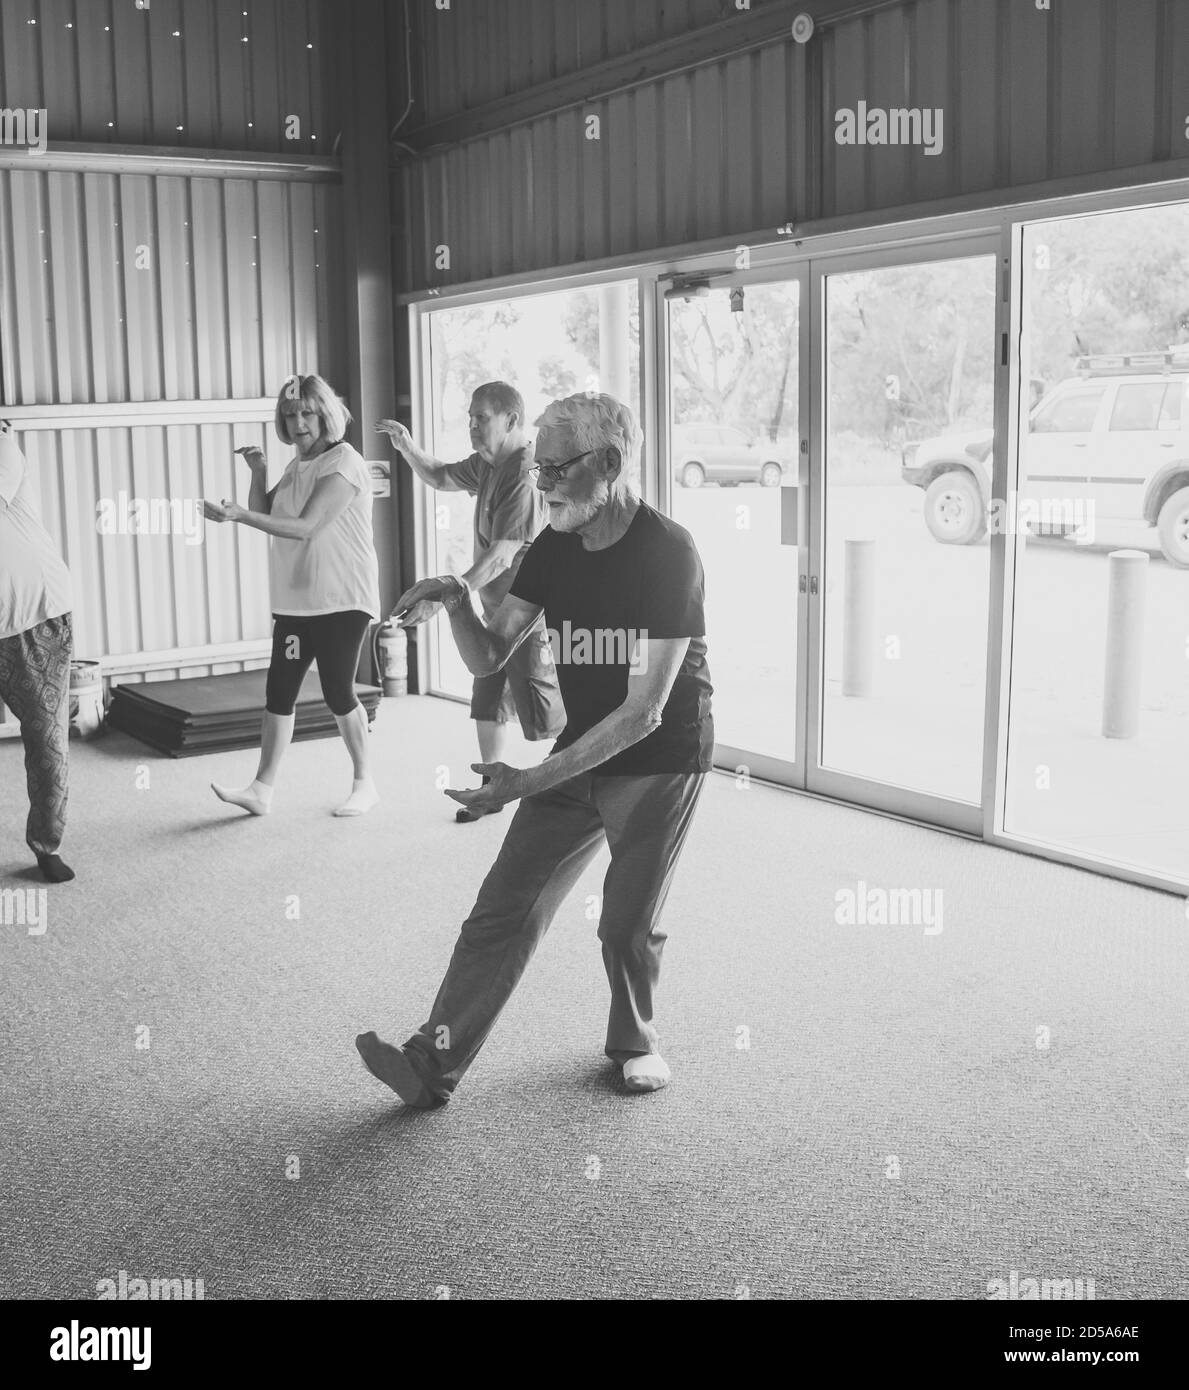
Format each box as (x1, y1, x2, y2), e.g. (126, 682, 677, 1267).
(19, 421, 272, 672)
(0, 0, 331, 154)
(397, 0, 1189, 289)
(0, 0, 348, 691)
(0, 168, 345, 678)
(409, 0, 768, 120)
(820, 0, 1188, 214)
(0, 169, 342, 405)
(400, 41, 808, 284)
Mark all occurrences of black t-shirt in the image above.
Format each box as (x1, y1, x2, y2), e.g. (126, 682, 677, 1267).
(509, 502, 714, 775)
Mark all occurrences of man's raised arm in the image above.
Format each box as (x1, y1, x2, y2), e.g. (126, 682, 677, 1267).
(374, 419, 465, 491)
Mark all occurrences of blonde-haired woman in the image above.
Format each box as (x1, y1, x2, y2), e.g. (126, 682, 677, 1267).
(203, 374, 381, 816)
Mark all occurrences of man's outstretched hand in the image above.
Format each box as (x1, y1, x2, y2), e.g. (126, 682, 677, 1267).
(444, 762, 526, 816)
(392, 576, 462, 627)
(375, 419, 414, 453)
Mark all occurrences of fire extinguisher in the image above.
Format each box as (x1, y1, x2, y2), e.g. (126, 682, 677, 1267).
(374, 621, 408, 697)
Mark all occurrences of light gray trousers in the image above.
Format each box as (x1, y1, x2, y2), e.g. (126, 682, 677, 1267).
(404, 769, 706, 1097)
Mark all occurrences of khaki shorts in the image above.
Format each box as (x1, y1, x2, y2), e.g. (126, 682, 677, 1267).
(470, 623, 566, 739)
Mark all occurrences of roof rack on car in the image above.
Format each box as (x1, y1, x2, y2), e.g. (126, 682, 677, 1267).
(1076, 349, 1189, 377)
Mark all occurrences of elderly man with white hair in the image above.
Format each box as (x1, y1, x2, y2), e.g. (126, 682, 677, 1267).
(357, 392, 713, 1104)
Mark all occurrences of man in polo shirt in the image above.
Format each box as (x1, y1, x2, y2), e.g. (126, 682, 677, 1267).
(0, 421, 76, 883)
(376, 382, 565, 822)
(358, 391, 713, 1103)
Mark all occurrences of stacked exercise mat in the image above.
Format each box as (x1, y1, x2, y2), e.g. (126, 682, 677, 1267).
(107, 669, 381, 757)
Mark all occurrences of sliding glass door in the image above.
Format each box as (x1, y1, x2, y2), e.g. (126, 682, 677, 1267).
(659, 245, 1000, 831)
(808, 242, 1000, 831)
(664, 274, 808, 784)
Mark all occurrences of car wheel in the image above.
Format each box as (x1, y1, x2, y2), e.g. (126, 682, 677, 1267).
(681, 462, 706, 489)
(760, 463, 783, 487)
(1156, 484, 1189, 568)
(923, 470, 987, 545)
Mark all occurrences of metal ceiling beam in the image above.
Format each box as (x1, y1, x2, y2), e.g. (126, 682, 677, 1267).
(0, 142, 341, 182)
(2, 400, 276, 430)
(397, 0, 902, 154)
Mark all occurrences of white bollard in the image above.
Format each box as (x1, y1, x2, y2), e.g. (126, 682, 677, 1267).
(1102, 549, 1148, 739)
(842, 538, 876, 698)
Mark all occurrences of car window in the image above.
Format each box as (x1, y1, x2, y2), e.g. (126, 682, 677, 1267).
(1032, 386, 1105, 433)
(1158, 383, 1186, 428)
(1109, 383, 1168, 431)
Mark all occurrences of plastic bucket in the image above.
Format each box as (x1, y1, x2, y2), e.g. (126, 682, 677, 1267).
(69, 659, 105, 738)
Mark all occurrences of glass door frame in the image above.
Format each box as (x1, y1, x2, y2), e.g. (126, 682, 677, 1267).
(652, 263, 812, 791)
(805, 232, 1005, 836)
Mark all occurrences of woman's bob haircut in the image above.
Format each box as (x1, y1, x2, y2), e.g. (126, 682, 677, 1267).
(274, 374, 352, 446)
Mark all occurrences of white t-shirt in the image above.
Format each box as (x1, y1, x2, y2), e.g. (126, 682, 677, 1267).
(268, 442, 381, 619)
(0, 436, 73, 641)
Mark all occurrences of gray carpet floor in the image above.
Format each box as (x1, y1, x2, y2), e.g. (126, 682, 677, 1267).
(1, 696, 1186, 1300)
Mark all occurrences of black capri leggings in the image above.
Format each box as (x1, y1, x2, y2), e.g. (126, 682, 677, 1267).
(266, 611, 372, 717)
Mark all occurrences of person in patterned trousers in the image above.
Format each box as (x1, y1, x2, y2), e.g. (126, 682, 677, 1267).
(0, 421, 75, 883)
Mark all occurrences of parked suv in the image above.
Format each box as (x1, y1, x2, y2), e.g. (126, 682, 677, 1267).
(901, 353, 1189, 567)
(673, 422, 790, 487)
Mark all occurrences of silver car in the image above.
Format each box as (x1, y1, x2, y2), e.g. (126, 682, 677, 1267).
(673, 423, 789, 488)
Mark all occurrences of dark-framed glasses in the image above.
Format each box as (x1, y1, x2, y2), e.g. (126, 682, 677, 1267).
(529, 449, 594, 484)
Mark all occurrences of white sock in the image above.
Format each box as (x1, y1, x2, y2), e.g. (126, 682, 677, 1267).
(334, 777, 378, 817)
(211, 779, 273, 816)
(623, 1054, 671, 1092)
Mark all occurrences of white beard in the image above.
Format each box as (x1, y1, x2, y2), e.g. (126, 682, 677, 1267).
(548, 480, 610, 532)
